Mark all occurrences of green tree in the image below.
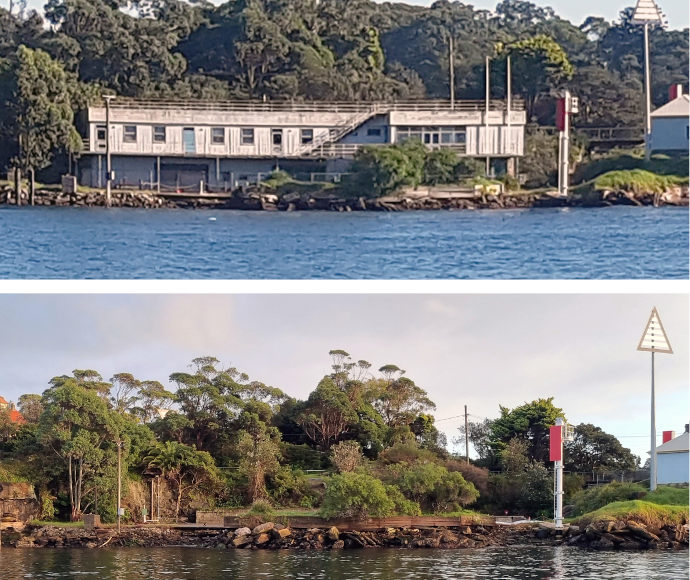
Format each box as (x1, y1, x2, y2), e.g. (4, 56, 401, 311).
(18, 394, 43, 423)
(297, 376, 356, 450)
(0, 45, 81, 172)
(564, 423, 639, 474)
(489, 397, 564, 467)
(320, 472, 398, 519)
(143, 440, 218, 521)
(496, 35, 574, 121)
(38, 376, 116, 521)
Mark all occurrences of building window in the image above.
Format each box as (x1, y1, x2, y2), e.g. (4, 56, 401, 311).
(211, 127, 225, 144)
(367, 128, 382, 137)
(96, 125, 107, 142)
(153, 126, 166, 143)
(123, 125, 137, 143)
(301, 129, 313, 144)
(272, 129, 283, 152)
(241, 128, 254, 145)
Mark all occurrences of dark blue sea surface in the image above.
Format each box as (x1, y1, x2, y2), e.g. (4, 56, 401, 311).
(0, 206, 687, 279)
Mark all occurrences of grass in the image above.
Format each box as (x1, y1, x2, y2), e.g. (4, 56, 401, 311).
(645, 486, 689, 506)
(574, 150, 689, 183)
(28, 520, 85, 528)
(593, 169, 688, 194)
(576, 499, 688, 529)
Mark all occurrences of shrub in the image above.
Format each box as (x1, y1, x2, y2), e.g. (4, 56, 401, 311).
(330, 440, 364, 473)
(246, 499, 276, 518)
(392, 463, 479, 513)
(570, 481, 647, 517)
(377, 442, 438, 465)
(320, 473, 395, 519)
(422, 148, 459, 185)
(266, 465, 317, 507)
(385, 484, 422, 516)
(445, 460, 489, 497)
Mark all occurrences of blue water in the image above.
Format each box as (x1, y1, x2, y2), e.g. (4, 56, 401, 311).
(0, 206, 687, 279)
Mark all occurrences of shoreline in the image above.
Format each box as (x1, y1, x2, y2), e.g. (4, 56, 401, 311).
(3, 519, 687, 552)
(1, 185, 687, 212)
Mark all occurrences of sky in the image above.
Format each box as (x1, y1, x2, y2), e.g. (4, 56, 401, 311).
(379, 0, 689, 29)
(19, 0, 689, 29)
(0, 293, 687, 463)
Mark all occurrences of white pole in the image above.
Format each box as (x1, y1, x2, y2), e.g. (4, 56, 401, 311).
(449, 34, 455, 111)
(485, 56, 490, 176)
(562, 90, 570, 197)
(506, 56, 511, 157)
(117, 440, 122, 533)
(643, 22, 652, 161)
(650, 351, 657, 491)
(105, 96, 112, 208)
(555, 417, 564, 529)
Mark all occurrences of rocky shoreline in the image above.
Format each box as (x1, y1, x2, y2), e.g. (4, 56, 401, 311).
(3, 519, 687, 552)
(1, 184, 687, 211)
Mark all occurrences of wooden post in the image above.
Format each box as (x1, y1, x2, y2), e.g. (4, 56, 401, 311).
(14, 167, 21, 206)
(29, 168, 35, 206)
(156, 156, 161, 194)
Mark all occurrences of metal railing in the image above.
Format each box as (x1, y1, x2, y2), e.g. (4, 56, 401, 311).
(95, 98, 525, 113)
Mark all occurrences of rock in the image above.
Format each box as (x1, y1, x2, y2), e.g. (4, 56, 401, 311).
(460, 526, 472, 535)
(331, 540, 345, 550)
(252, 522, 275, 535)
(254, 533, 271, 545)
(235, 527, 251, 537)
(627, 521, 659, 542)
(271, 528, 291, 539)
(327, 526, 339, 541)
(233, 535, 253, 548)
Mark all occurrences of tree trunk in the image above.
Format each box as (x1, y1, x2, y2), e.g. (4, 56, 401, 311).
(175, 479, 183, 522)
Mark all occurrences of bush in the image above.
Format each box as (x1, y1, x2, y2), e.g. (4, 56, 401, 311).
(570, 481, 647, 517)
(246, 499, 275, 518)
(391, 463, 479, 513)
(422, 148, 459, 185)
(266, 465, 317, 507)
(445, 460, 489, 497)
(330, 440, 364, 473)
(320, 473, 396, 519)
(377, 442, 438, 465)
(279, 443, 328, 471)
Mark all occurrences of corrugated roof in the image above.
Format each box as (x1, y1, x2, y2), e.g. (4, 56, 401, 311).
(656, 430, 689, 453)
(0, 396, 8, 405)
(651, 94, 689, 118)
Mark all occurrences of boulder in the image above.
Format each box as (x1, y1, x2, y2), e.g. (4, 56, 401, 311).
(271, 527, 291, 539)
(331, 540, 345, 550)
(252, 522, 275, 535)
(235, 527, 251, 537)
(627, 521, 659, 542)
(327, 526, 339, 541)
(233, 535, 253, 548)
(254, 533, 271, 545)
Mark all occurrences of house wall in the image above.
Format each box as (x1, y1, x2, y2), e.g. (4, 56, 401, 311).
(657, 451, 689, 484)
(650, 117, 690, 152)
(340, 115, 390, 144)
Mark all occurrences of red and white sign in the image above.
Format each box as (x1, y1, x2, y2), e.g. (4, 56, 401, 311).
(549, 425, 562, 462)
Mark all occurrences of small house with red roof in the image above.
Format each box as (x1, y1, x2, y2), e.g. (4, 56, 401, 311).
(0, 396, 26, 424)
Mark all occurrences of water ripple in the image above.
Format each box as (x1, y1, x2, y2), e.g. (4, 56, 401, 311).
(0, 206, 687, 279)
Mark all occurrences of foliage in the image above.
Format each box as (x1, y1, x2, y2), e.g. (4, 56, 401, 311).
(564, 423, 639, 473)
(266, 466, 316, 507)
(422, 148, 460, 185)
(445, 460, 490, 498)
(245, 498, 275, 518)
(330, 440, 365, 473)
(570, 481, 648, 517)
(0, 45, 82, 172)
(521, 130, 558, 188)
(645, 486, 690, 507)
(320, 472, 396, 519)
(593, 169, 687, 194)
(388, 462, 479, 513)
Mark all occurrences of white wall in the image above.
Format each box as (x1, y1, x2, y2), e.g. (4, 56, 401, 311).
(650, 117, 689, 151)
(657, 451, 689, 484)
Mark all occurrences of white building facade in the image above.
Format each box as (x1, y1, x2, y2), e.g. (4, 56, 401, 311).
(78, 99, 526, 190)
(648, 92, 689, 154)
(656, 426, 689, 485)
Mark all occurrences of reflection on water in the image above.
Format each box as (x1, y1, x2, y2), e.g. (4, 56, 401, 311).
(0, 546, 687, 579)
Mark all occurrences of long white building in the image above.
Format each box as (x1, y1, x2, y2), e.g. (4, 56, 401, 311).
(79, 99, 527, 190)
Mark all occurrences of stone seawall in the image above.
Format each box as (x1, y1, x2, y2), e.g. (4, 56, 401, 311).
(3, 519, 687, 552)
(1, 184, 687, 211)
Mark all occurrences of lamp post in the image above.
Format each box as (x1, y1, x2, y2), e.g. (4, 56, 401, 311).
(631, 0, 667, 160)
(637, 307, 673, 491)
(103, 95, 115, 207)
(117, 438, 122, 533)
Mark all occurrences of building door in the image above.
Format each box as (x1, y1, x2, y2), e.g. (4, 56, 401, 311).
(272, 129, 283, 153)
(183, 128, 196, 154)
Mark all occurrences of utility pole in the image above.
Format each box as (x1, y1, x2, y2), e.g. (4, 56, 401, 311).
(631, 0, 666, 160)
(464, 405, 469, 464)
(103, 95, 115, 208)
(449, 33, 455, 111)
(637, 307, 673, 491)
(485, 56, 490, 176)
(117, 439, 122, 533)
